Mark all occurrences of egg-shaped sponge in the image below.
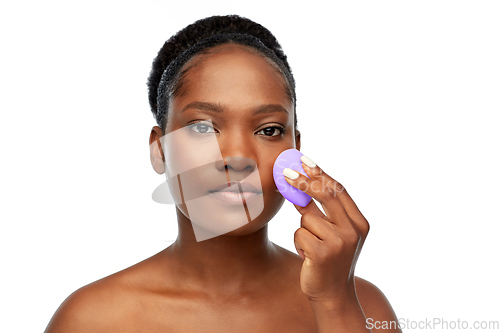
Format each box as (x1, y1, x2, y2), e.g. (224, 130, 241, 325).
(273, 148, 312, 207)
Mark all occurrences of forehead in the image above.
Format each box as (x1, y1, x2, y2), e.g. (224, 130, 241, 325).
(172, 45, 292, 112)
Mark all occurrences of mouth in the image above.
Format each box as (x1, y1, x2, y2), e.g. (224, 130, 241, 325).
(209, 181, 262, 194)
(208, 181, 262, 205)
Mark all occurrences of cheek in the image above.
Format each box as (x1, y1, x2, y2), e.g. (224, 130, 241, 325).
(163, 129, 221, 177)
(258, 157, 282, 205)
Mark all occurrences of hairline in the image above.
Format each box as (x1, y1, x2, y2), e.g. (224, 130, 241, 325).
(162, 42, 296, 135)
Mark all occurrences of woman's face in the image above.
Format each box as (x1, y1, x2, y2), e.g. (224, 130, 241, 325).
(152, 44, 300, 240)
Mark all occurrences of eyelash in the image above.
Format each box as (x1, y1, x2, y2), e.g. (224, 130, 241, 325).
(188, 121, 286, 137)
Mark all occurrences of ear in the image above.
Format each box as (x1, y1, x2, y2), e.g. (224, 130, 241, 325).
(295, 129, 301, 151)
(149, 126, 165, 174)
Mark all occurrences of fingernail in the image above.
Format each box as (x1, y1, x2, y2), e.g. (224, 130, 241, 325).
(300, 155, 316, 168)
(283, 168, 299, 180)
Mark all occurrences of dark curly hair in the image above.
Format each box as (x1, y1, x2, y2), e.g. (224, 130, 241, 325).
(147, 15, 297, 134)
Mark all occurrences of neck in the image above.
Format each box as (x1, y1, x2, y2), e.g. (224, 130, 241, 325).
(165, 206, 281, 299)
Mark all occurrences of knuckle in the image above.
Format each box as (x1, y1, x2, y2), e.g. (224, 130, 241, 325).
(311, 165, 323, 178)
(362, 221, 370, 237)
(347, 229, 361, 244)
(323, 183, 339, 201)
(332, 234, 346, 249)
(294, 227, 306, 241)
(301, 212, 316, 224)
(333, 180, 345, 193)
(297, 181, 309, 192)
(321, 179, 346, 202)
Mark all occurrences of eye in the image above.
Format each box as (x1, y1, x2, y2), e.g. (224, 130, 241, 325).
(188, 121, 216, 134)
(257, 125, 286, 137)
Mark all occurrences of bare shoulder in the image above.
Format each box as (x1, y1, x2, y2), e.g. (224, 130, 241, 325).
(44, 277, 125, 332)
(44, 252, 165, 333)
(354, 276, 402, 332)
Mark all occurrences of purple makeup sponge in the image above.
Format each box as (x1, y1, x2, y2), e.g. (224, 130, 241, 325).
(273, 148, 312, 207)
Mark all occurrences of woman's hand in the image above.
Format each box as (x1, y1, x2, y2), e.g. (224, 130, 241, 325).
(283, 155, 370, 305)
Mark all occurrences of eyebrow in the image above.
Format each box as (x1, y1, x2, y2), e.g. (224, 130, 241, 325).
(181, 102, 289, 115)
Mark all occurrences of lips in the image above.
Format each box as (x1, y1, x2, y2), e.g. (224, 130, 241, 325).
(209, 181, 262, 194)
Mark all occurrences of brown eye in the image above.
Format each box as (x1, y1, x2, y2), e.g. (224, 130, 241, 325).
(257, 126, 285, 137)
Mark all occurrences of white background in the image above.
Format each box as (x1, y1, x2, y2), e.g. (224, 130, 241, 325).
(1, 1, 499, 332)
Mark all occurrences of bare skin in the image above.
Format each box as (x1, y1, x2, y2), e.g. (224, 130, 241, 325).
(45, 45, 401, 332)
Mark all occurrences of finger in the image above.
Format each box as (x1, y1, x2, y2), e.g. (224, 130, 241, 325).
(293, 197, 326, 219)
(318, 179, 369, 240)
(333, 187, 370, 239)
(283, 167, 352, 229)
(299, 156, 369, 236)
(299, 212, 335, 241)
(294, 226, 322, 261)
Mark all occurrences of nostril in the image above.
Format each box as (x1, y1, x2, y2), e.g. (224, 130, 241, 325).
(224, 156, 257, 172)
(214, 159, 226, 171)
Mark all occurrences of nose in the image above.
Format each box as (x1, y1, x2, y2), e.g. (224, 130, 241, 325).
(214, 133, 257, 174)
(219, 156, 257, 172)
